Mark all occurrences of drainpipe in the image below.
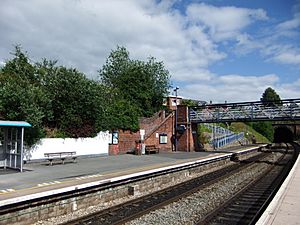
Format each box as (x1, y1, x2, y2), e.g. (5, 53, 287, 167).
(174, 86, 179, 152)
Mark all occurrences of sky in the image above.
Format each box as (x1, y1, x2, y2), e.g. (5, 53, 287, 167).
(0, 0, 300, 103)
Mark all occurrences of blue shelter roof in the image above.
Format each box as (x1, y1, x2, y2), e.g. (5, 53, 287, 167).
(0, 120, 32, 127)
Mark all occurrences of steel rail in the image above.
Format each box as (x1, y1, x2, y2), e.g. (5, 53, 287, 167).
(64, 153, 268, 225)
(196, 143, 298, 225)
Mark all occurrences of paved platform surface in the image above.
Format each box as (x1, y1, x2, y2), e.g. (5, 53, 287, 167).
(0, 145, 262, 204)
(257, 151, 300, 225)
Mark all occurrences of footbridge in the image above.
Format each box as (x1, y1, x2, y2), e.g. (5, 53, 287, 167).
(189, 98, 300, 123)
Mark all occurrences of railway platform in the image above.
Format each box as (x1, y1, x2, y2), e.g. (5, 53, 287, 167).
(0, 144, 263, 206)
(256, 148, 300, 225)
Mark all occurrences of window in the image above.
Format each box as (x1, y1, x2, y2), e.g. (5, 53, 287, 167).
(171, 99, 177, 106)
(109, 131, 118, 145)
(159, 134, 168, 144)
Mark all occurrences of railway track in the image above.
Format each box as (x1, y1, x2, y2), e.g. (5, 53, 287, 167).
(197, 143, 299, 225)
(63, 144, 298, 225)
(64, 152, 271, 225)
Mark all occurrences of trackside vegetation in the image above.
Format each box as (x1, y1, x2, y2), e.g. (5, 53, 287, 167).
(0, 46, 170, 145)
(248, 87, 283, 142)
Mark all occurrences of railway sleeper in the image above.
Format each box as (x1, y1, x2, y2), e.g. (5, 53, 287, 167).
(226, 207, 261, 214)
(217, 216, 247, 223)
(237, 196, 267, 201)
(222, 211, 256, 220)
(59, 151, 289, 225)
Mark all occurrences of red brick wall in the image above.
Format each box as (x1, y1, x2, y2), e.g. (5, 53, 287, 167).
(191, 123, 200, 151)
(116, 106, 196, 154)
(118, 130, 140, 154)
(117, 111, 175, 154)
(139, 111, 165, 132)
(176, 105, 195, 152)
(144, 114, 174, 152)
(108, 144, 119, 155)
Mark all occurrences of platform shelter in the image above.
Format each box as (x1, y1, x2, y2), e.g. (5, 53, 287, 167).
(0, 120, 31, 172)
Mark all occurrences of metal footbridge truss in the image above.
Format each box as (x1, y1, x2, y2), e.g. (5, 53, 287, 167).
(189, 98, 300, 123)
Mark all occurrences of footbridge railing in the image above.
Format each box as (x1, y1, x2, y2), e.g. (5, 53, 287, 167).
(190, 98, 300, 123)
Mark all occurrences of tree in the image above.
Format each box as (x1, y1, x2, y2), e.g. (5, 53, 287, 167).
(0, 46, 108, 142)
(261, 87, 282, 107)
(251, 121, 274, 142)
(1, 45, 171, 144)
(0, 46, 51, 145)
(39, 64, 107, 137)
(181, 99, 201, 107)
(99, 46, 171, 130)
(250, 87, 283, 142)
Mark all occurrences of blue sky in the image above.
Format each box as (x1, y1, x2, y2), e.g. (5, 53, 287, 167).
(0, 0, 299, 102)
(208, 0, 299, 78)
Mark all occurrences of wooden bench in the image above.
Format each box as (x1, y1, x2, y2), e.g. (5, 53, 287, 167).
(44, 152, 77, 166)
(145, 145, 159, 154)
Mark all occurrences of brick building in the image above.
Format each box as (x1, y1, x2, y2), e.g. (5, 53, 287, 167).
(109, 96, 198, 155)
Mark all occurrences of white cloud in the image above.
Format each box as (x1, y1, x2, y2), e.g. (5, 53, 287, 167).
(171, 67, 216, 81)
(182, 74, 279, 102)
(234, 1, 300, 66)
(255, 42, 300, 66)
(0, 0, 225, 80)
(277, 17, 300, 31)
(0, 0, 299, 104)
(218, 74, 278, 86)
(277, 0, 300, 31)
(273, 50, 300, 65)
(186, 3, 268, 42)
(278, 78, 300, 98)
(182, 72, 300, 103)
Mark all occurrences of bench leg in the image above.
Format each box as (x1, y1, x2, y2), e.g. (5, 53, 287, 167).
(62, 158, 65, 164)
(49, 159, 53, 166)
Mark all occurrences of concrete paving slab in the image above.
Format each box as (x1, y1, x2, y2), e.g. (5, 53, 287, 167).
(0, 145, 265, 204)
(271, 215, 300, 225)
(0, 152, 214, 191)
(256, 151, 300, 225)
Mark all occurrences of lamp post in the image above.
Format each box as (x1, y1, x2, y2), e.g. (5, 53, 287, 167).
(174, 86, 179, 152)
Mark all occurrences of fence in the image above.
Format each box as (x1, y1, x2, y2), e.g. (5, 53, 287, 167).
(203, 124, 244, 149)
(211, 132, 244, 149)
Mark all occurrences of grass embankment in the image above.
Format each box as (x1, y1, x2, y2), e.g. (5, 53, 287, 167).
(229, 122, 270, 143)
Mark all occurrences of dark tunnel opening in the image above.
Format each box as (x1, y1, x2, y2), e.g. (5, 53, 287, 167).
(273, 126, 294, 143)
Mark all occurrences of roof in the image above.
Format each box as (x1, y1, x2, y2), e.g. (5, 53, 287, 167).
(167, 95, 183, 99)
(0, 120, 32, 127)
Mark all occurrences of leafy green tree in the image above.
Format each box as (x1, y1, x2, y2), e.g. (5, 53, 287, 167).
(1, 45, 171, 144)
(0, 46, 50, 144)
(251, 121, 274, 142)
(249, 87, 283, 142)
(0, 46, 107, 142)
(99, 46, 171, 123)
(1, 45, 37, 83)
(104, 97, 140, 131)
(40, 65, 106, 137)
(261, 87, 282, 107)
(181, 99, 201, 107)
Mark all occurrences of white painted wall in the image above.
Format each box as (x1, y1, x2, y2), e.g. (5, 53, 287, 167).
(25, 131, 110, 160)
